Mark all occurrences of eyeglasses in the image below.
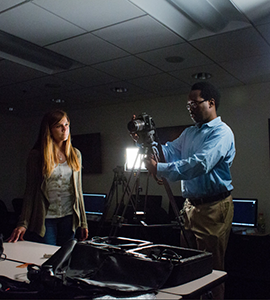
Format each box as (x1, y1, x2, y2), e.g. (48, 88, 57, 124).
(186, 99, 209, 110)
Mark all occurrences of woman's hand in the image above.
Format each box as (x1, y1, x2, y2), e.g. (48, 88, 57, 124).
(79, 227, 88, 241)
(6, 226, 26, 243)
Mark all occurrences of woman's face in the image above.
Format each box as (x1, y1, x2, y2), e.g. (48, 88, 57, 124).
(50, 116, 70, 144)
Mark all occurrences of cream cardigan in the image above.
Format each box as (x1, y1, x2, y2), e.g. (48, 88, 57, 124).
(17, 148, 88, 237)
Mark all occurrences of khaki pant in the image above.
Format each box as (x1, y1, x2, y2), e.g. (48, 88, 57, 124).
(181, 195, 234, 299)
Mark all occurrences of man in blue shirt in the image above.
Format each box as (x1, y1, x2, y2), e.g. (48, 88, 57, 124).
(144, 82, 235, 299)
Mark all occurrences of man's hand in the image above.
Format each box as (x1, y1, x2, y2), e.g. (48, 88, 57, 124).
(129, 115, 140, 143)
(130, 132, 139, 143)
(144, 157, 163, 185)
(144, 157, 157, 176)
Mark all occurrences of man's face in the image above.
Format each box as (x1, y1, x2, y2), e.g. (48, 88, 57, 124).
(186, 89, 211, 124)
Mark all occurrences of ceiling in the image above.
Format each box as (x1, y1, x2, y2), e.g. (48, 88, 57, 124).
(1, 0, 270, 117)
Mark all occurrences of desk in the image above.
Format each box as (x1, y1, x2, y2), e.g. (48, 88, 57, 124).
(3, 241, 60, 264)
(157, 270, 227, 299)
(1, 241, 226, 299)
(156, 291, 182, 299)
(1, 241, 59, 282)
(0, 260, 31, 282)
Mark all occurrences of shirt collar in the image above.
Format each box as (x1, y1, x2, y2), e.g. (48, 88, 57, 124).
(196, 116, 221, 128)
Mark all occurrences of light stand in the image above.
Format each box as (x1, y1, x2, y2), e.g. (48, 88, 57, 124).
(109, 147, 148, 236)
(97, 166, 132, 235)
(104, 141, 190, 248)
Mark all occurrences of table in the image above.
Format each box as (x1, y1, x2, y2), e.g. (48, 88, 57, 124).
(156, 290, 182, 299)
(1, 241, 227, 299)
(156, 270, 227, 299)
(1, 241, 60, 283)
(2, 240, 60, 264)
(0, 260, 32, 282)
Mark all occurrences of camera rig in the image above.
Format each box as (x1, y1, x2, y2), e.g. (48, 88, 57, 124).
(127, 112, 163, 163)
(103, 113, 190, 247)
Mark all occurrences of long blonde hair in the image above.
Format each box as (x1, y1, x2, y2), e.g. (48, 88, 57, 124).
(34, 109, 80, 178)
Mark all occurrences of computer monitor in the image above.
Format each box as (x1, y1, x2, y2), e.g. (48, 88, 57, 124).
(83, 193, 107, 221)
(232, 198, 258, 228)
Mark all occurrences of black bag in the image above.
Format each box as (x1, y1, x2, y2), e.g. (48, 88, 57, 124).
(127, 243, 213, 288)
(37, 236, 212, 292)
(38, 237, 173, 293)
(22, 237, 173, 298)
(65, 240, 173, 291)
(1, 236, 213, 298)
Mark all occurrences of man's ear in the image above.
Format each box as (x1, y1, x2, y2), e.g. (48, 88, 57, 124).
(209, 98, 215, 108)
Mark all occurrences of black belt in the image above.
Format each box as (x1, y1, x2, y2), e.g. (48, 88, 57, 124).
(188, 191, 231, 206)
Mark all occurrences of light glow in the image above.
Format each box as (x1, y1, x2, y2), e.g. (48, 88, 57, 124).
(125, 147, 147, 171)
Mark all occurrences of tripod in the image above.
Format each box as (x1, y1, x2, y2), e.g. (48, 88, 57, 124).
(108, 149, 148, 236)
(97, 166, 131, 234)
(105, 144, 190, 247)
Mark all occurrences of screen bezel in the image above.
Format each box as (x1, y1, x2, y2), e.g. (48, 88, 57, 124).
(83, 193, 107, 216)
(232, 198, 258, 228)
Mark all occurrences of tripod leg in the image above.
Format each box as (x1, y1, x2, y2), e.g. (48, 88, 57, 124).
(161, 177, 191, 248)
(97, 178, 117, 235)
(109, 180, 134, 236)
(110, 152, 150, 237)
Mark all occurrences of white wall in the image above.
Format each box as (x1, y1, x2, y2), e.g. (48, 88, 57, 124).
(1, 82, 270, 228)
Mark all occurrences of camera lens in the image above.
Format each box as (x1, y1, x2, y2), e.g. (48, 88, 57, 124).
(127, 120, 145, 132)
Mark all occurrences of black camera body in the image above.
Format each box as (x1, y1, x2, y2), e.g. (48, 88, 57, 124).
(127, 112, 155, 134)
(127, 113, 157, 149)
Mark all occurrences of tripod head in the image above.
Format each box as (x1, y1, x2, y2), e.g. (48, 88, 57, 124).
(113, 166, 126, 183)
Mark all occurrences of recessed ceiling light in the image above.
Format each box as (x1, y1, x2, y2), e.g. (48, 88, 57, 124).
(111, 87, 128, 93)
(165, 56, 184, 63)
(51, 98, 65, 103)
(192, 72, 212, 80)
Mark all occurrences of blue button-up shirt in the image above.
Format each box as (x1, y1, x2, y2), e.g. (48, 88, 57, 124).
(157, 117, 235, 198)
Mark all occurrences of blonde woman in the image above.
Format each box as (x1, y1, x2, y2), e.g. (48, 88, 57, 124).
(7, 110, 88, 246)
